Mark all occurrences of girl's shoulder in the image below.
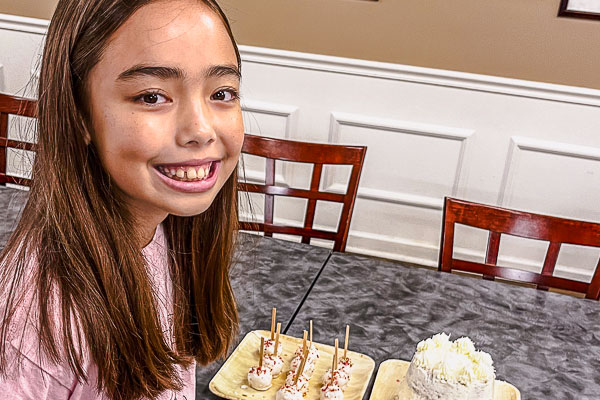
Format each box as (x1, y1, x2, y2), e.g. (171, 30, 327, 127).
(1, 251, 82, 387)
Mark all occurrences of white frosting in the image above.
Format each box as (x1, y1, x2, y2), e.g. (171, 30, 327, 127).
(263, 338, 283, 356)
(337, 357, 353, 376)
(247, 366, 272, 391)
(285, 370, 309, 394)
(294, 344, 320, 364)
(263, 354, 284, 377)
(320, 384, 344, 400)
(401, 334, 496, 400)
(290, 355, 315, 378)
(322, 368, 350, 390)
(276, 385, 304, 400)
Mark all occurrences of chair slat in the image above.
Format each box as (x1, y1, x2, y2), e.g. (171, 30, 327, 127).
(538, 242, 561, 291)
(239, 183, 345, 202)
(587, 258, 600, 299)
(0, 114, 7, 177)
(483, 231, 501, 280)
(242, 134, 365, 165)
(451, 259, 589, 293)
(0, 137, 36, 151)
(0, 173, 31, 186)
(239, 222, 338, 242)
(302, 163, 323, 244)
(263, 158, 275, 237)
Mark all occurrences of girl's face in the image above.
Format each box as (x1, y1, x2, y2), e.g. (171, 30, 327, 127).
(87, 0, 243, 232)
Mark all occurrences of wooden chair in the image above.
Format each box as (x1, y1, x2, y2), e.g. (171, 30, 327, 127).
(439, 197, 600, 299)
(238, 134, 366, 252)
(0, 93, 36, 186)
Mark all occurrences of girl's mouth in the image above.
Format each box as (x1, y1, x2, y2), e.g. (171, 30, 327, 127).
(155, 161, 216, 182)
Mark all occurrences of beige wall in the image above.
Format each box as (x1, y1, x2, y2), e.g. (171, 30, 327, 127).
(0, 0, 57, 21)
(1, 0, 599, 89)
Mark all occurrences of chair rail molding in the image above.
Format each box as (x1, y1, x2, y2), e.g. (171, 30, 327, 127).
(0, 14, 48, 35)
(239, 45, 600, 108)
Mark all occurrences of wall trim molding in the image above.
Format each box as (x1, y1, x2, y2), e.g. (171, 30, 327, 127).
(238, 46, 600, 108)
(2, 13, 599, 107)
(0, 14, 48, 35)
(327, 112, 473, 209)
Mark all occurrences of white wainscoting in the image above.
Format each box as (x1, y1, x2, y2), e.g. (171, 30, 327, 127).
(2, 13, 600, 281)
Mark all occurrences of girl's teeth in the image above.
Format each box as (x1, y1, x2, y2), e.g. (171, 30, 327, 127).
(158, 163, 212, 181)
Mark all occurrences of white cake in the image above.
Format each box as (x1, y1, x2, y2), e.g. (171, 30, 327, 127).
(400, 333, 496, 400)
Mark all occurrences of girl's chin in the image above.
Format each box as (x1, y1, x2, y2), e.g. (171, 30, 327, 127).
(165, 198, 216, 217)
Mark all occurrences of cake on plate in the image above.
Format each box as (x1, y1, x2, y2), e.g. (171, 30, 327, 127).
(399, 333, 496, 400)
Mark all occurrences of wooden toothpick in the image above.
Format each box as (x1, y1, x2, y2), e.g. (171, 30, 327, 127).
(294, 353, 308, 385)
(333, 338, 339, 371)
(302, 330, 307, 356)
(259, 337, 264, 368)
(309, 320, 313, 349)
(271, 308, 276, 340)
(274, 323, 281, 356)
(344, 325, 350, 359)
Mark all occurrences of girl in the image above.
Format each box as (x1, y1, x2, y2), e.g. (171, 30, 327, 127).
(0, 0, 244, 399)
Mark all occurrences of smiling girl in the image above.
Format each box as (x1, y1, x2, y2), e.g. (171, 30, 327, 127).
(0, 0, 243, 399)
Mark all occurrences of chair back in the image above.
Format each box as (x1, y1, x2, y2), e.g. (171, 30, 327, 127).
(0, 93, 36, 186)
(239, 134, 366, 252)
(439, 197, 600, 299)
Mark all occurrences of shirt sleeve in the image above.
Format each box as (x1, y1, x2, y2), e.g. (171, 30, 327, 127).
(0, 341, 73, 400)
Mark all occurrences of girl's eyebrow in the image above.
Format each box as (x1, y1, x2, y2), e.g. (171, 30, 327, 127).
(116, 64, 240, 82)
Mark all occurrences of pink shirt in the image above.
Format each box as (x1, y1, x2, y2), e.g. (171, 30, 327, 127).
(0, 224, 196, 399)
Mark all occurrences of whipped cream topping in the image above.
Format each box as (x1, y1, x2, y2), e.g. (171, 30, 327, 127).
(263, 354, 284, 377)
(412, 333, 495, 385)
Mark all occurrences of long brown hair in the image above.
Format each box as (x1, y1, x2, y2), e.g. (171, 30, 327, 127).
(0, 1, 240, 399)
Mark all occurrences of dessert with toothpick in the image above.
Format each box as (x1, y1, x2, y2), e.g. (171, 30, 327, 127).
(290, 330, 315, 378)
(263, 307, 283, 356)
(320, 338, 344, 399)
(338, 325, 353, 377)
(248, 337, 272, 390)
(262, 322, 284, 377)
(278, 348, 309, 399)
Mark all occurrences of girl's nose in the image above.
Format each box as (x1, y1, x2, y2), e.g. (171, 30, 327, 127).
(175, 100, 216, 147)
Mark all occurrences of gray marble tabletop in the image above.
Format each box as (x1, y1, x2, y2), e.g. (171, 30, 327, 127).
(195, 234, 331, 399)
(0, 186, 28, 251)
(287, 251, 600, 400)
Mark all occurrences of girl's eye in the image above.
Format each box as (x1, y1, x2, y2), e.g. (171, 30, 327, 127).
(135, 92, 168, 106)
(211, 89, 238, 102)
